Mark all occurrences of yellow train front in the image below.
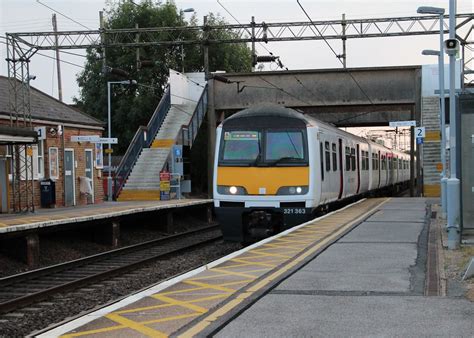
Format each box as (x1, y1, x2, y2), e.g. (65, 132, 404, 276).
(213, 106, 314, 242)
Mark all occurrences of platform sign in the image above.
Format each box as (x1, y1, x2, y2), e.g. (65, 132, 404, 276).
(389, 120, 416, 128)
(71, 136, 118, 144)
(159, 171, 171, 200)
(416, 137, 424, 144)
(415, 127, 426, 138)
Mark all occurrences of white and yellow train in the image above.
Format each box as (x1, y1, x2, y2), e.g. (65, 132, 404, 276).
(213, 106, 411, 242)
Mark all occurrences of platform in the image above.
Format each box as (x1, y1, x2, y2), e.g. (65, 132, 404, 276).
(0, 199, 212, 235)
(39, 198, 474, 337)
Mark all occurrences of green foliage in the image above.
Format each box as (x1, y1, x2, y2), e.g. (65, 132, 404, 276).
(75, 0, 252, 155)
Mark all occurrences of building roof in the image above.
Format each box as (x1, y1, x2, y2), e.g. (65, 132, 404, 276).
(0, 125, 38, 145)
(0, 76, 104, 127)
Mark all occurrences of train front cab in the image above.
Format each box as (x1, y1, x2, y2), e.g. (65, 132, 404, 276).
(213, 110, 314, 242)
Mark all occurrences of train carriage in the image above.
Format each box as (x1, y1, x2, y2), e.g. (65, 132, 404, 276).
(213, 106, 411, 242)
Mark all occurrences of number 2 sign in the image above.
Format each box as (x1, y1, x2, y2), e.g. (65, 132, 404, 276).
(415, 127, 425, 138)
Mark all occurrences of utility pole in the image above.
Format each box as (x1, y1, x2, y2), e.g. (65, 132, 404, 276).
(52, 14, 63, 102)
(342, 13, 347, 68)
(251, 16, 256, 71)
(446, 0, 461, 249)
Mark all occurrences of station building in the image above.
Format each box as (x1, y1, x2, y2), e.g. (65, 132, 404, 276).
(0, 76, 105, 212)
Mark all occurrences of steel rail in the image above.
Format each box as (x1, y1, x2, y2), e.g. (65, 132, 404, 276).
(0, 225, 221, 314)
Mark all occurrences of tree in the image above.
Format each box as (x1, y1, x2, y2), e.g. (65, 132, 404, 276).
(75, 0, 252, 155)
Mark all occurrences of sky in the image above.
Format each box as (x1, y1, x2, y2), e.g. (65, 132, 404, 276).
(0, 0, 472, 104)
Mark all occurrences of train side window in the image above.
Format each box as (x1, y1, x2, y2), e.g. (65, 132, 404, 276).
(361, 151, 365, 170)
(399, 159, 402, 169)
(320, 142, 324, 181)
(325, 142, 330, 172)
(345, 146, 351, 171)
(351, 148, 356, 171)
(365, 151, 369, 171)
(332, 143, 337, 171)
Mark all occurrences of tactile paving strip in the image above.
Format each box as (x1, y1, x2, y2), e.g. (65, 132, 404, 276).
(53, 198, 388, 338)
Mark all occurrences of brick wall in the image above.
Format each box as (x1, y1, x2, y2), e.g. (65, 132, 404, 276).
(0, 119, 104, 211)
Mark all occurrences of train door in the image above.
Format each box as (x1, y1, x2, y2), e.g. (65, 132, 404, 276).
(356, 144, 360, 194)
(338, 138, 343, 199)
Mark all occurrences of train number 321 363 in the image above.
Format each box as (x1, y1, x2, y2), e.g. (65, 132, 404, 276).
(283, 208, 306, 214)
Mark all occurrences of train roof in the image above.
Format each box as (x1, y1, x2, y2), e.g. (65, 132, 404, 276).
(224, 105, 309, 123)
(222, 105, 411, 157)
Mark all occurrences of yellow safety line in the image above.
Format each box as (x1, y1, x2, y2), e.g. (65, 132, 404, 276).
(178, 198, 389, 337)
(106, 313, 168, 337)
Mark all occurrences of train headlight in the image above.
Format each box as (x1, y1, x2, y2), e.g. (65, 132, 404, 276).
(217, 185, 248, 195)
(276, 186, 308, 195)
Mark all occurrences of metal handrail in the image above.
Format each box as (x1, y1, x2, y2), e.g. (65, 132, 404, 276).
(179, 84, 208, 148)
(146, 85, 171, 147)
(114, 86, 171, 199)
(113, 126, 147, 199)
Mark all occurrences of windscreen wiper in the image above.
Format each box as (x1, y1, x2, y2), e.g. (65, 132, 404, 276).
(270, 156, 303, 165)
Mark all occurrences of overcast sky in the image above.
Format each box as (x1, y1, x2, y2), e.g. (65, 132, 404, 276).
(1, 0, 472, 104)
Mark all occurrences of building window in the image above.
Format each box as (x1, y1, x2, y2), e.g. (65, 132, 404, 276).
(36, 140, 44, 179)
(49, 147, 59, 179)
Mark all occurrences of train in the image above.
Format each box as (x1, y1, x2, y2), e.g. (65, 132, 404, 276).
(213, 106, 412, 242)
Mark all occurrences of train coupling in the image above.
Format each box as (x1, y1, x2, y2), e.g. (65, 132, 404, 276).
(246, 210, 281, 238)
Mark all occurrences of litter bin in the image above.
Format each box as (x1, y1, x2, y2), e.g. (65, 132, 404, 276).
(40, 179, 56, 208)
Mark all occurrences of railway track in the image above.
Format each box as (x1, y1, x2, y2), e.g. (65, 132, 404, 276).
(0, 225, 221, 314)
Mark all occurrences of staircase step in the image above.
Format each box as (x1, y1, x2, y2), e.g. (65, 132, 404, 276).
(117, 189, 161, 201)
(151, 139, 174, 148)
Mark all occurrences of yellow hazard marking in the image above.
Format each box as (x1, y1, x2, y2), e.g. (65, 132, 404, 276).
(229, 258, 278, 268)
(209, 268, 264, 280)
(152, 295, 208, 314)
(242, 250, 293, 259)
(178, 198, 390, 337)
(182, 280, 237, 293)
(105, 313, 168, 337)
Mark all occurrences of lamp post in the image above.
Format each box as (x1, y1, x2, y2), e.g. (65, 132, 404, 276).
(180, 8, 195, 73)
(107, 80, 136, 201)
(418, 7, 447, 219)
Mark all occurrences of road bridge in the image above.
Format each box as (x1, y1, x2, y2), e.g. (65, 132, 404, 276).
(211, 66, 421, 127)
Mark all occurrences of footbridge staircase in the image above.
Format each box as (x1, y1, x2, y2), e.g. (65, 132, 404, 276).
(115, 74, 207, 201)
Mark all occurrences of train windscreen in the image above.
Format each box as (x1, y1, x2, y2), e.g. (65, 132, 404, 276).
(221, 131, 260, 161)
(219, 129, 307, 166)
(265, 131, 304, 161)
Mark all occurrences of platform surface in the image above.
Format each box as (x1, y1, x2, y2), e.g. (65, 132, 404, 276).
(0, 199, 211, 234)
(218, 198, 474, 337)
(39, 198, 474, 337)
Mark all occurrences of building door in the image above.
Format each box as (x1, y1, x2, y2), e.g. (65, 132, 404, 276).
(0, 158, 8, 213)
(85, 149, 94, 204)
(64, 149, 75, 207)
